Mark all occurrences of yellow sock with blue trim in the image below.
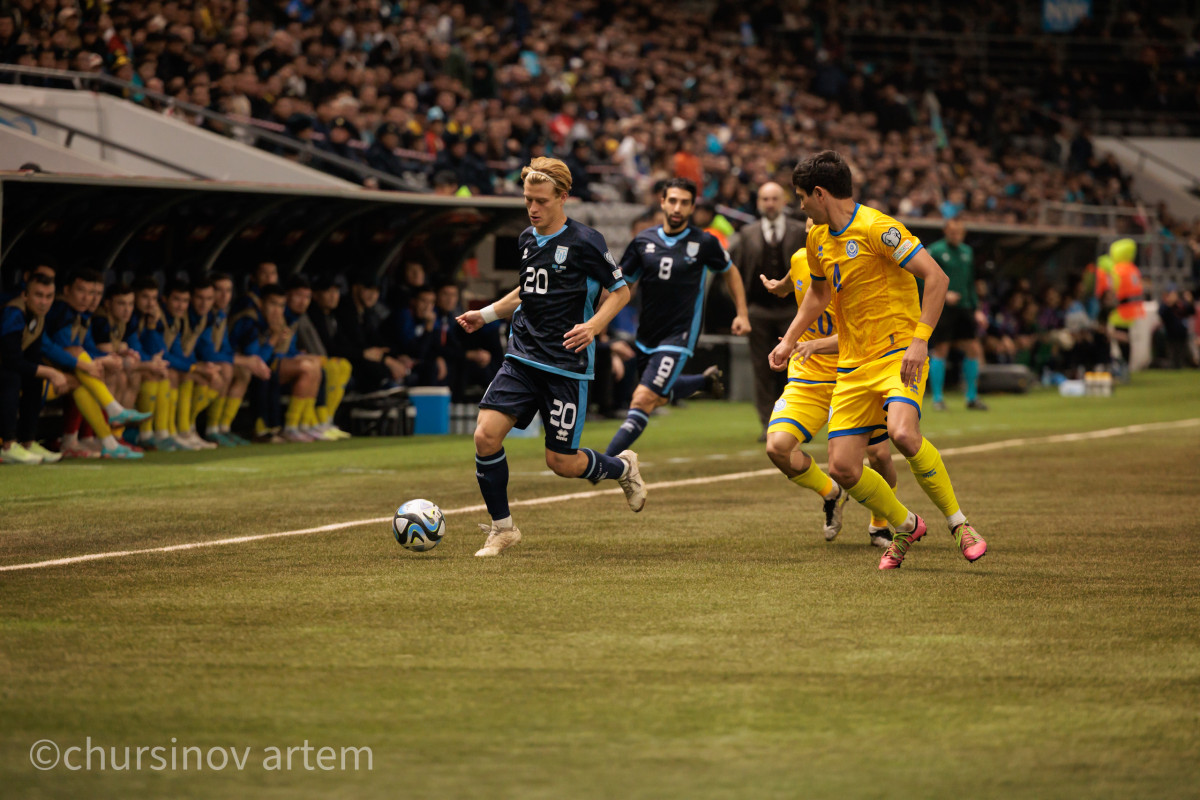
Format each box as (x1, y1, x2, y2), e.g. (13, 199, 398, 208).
(847, 467, 911, 530)
(207, 395, 226, 431)
(284, 396, 304, 430)
(870, 476, 896, 529)
(790, 459, 836, 498)
(907, 438, 961, 521)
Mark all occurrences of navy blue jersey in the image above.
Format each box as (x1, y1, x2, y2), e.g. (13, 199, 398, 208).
(507, 218, 625, 380)
(620, 226, 731, 354)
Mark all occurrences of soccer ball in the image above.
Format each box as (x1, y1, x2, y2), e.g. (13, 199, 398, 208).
(392, 499, 446, 552)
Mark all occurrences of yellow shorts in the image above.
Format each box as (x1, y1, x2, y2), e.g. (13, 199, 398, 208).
(767, 378, 836, 443)
(828, 351, 926, 442)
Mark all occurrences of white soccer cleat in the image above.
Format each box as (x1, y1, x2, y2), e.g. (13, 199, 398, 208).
(868, 526, 894, 548)
(616, 449, 647, 512)
(822, 485, 850, 541)
(474, 522, 522, 557)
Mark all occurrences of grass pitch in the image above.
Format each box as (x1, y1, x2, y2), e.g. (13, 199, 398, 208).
(2, 372, 1199, 798)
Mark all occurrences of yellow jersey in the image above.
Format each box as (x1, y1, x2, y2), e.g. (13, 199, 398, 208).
(806, 203, 923, 368)
(787, 246, 837, 382)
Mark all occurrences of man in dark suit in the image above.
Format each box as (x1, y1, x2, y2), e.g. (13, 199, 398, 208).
(730, 181, 808, 439)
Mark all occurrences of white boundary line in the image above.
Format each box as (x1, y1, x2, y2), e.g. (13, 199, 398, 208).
(3, 418, 1197, 574)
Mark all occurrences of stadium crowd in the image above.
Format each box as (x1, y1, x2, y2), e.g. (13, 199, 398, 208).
(0, 257, 501, 464)
(1, 0, 1199, 246)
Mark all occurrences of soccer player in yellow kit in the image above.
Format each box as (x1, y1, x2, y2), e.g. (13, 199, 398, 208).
(771, 151, 987, 569)
(762, 216, 897, 547)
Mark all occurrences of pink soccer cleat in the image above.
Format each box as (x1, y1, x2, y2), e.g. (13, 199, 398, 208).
(953, 522, 987, 562)
(878, 514, 927, 570)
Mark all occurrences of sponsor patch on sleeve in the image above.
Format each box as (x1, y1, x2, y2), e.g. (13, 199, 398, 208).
(611, 269, 624, 281)
(892, 240, 915, 262)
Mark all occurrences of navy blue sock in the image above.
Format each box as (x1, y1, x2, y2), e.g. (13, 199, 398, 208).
(605, 408, 649, 456)
(671, 373, 708, 400)
(580, 448, 626, 482)
(474, 448, 510, 520)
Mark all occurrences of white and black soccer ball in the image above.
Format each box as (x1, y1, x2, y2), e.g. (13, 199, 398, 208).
(392, 499, 446, 552)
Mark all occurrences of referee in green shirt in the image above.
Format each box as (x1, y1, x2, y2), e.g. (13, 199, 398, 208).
(927, 219, 987, 411)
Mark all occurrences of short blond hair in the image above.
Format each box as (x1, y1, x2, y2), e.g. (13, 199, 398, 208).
(521, 157, 573, 195)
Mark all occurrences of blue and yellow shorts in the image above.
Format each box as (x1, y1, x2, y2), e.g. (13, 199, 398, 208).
(828, 350, 926, 442)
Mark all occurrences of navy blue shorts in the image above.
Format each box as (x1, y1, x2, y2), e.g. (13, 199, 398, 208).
(479, 358, 589, 454)
(635, 333, 691, 397)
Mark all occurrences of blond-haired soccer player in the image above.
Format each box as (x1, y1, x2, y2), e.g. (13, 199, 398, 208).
(456, 157, 643, 557)
(771, 151, 987, 569)
(761, 215, 897, 548)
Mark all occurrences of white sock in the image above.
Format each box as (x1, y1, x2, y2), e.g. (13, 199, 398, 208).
(104, 401, 122, 416)
(947, 510, 967, 529)
(63, 432, 80, 448)
(155, 430, 170, 440)
(101, 434, 119, 449)
(494, 516, 514, 531)
(897, 512, 917, 534)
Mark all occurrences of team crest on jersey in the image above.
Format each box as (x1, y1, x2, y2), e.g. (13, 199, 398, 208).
(686, 241, 700, 257)
(845, 241, 859, 259)
(554, 245, 569, 265)
(881, 227, 902, 249)
(604, 251, 617, 266)
(773, 398, 786, 412)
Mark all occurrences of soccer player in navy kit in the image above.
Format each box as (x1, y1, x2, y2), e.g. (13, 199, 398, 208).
(456, 157, 646, 557)
(604, 178, 750, 457)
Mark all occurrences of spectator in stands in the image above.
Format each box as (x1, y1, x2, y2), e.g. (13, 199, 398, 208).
(0, 273, 68, 464)
(366, 122, 408, 179)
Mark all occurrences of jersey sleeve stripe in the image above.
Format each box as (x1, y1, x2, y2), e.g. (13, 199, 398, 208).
(898, 243, 924, 268)
(810, 274, 827, 281)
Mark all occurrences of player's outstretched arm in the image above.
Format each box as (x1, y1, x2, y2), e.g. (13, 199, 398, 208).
(901, 249, 949, 386)
(759, 273, 792, 298)
(564, 284, 630, 353)
(793, 334, 838, 366)
(457, 287, 521, 333)
(769, 279, 829, 371)
(725, 265, 751, 335)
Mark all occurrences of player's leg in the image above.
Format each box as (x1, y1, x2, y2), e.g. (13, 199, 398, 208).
(278, 356, 319, 441)
(885, 396, 986, 563)
(0, 369, 40, 464)
(605, 348, 669, 457)
(20, 372, 61, 462)
(864, 438, 896, 547)
(221, 364, 253, 444)
(71, 350, 147, 427)
(766, 381, 848, 540)
(828, 367, 924, 568)
(473, 362, 529, 556)
(961, 335, 987, 410)
(929, 341, 950, 410)
(541, 372, 643, 509)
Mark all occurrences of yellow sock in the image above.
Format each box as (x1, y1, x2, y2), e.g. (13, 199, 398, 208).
(74, 353, 117, 408)
(870, 476, 896, 528)
(72, 385, 112, 438)
(191, 385, 213, 428)
(302, 400, 320, 428)
(789, 459, 836, 498)
(255, 417, 269, 436)
(907, 438, 961, 519)
(847, 467, 911, 530)
(207, 395, 226, 431)
(321, 358, 350, 423)
(168, 387, 179, 435)
(137, 381, 157, 436)
(177, 380, 194, 433)
(221, 397, 242, 429)
(154, 381, 170, 434)
(285, 396, 304, 429)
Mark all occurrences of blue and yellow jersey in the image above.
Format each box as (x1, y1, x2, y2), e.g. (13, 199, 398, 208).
(806, 204, 923, 369)
(787, 246, 838, 382)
